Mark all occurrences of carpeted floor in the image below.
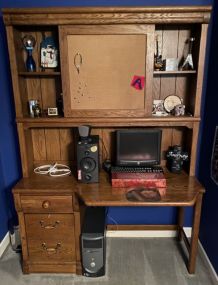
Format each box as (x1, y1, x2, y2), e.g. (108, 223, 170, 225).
(0, 237, 217, 285)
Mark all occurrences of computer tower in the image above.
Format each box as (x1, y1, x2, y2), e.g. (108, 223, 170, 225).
(81, 207, 106, 277)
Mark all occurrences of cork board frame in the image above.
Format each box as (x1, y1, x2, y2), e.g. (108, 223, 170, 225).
(59, 25, 151, 118)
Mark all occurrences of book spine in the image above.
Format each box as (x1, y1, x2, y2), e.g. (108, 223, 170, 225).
(112, 179, 166, 188)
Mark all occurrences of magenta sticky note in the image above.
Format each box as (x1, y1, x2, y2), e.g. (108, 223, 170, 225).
(131, 75, 145, 90)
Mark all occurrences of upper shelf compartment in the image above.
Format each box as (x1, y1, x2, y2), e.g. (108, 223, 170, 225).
(152, 24, 205, 118)
(8, 26, 62, 117)
(12, 26, 60, 73)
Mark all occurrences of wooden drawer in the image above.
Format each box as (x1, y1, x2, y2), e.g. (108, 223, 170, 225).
(25, 214, 75, 241)
(20, 195, 73, 213)
(25, 213, 76, 263)
(28, 239, 75, 262)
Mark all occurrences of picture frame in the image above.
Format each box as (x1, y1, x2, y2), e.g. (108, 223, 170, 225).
(47, 107, 58, 116)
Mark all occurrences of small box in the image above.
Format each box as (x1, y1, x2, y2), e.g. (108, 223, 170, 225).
(164, 58, 179, 71)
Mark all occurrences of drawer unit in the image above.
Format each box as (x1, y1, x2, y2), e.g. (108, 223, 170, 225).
(20, 195, 73, 213)
(14, 192, 80, 273)
(25, 214, 76, 263)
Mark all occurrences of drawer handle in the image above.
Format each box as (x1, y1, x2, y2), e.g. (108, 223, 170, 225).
(42, 200, 50, 209)
(40, 220, 60, 229)
(41, 242, 61, 254)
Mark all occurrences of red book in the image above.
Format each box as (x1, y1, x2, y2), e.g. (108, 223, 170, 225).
(111, 172, 166, 189)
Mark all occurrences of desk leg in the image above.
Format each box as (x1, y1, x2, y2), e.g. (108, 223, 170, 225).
(188, 193, 203, 274)
(177, 207, 184, 241)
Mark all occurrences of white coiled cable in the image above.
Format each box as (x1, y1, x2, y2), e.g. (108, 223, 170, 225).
(34, 163, 71, 177)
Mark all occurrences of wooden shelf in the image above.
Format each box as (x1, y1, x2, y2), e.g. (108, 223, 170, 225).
(18, 71, 61, 77)
(153, 70, 197, 75)
(17, 115, 200, 128)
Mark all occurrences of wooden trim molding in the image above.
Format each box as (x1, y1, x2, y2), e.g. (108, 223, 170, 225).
(3, 6, 212, 25)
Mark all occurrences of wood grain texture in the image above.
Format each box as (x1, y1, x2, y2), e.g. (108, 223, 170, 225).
(25, 214, 75, 240)
(32, 129, 46, 161)
(59, 128, 74, 161)
(76, 170, 204, 207)
(17, 123, 33, 177)
(17, 116, 199, 127)
(189, 122, 200, 176)
(145, 25, 155, 116)
(107, 224, 178, 230)
(24, 263, 76, 274)
(13, 169, 205, 207)
(26, 214, 75, 263)
(3, 6, 211, 25)
(6, 26, 23, 117)
(20, 195, 74, 213)
(194, 24, 208, 117)
(44, 129, 61, 161)
(188, 192, 203, 273)
(74, 211, 82, 275)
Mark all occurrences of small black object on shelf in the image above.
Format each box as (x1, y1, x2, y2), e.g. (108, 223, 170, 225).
(166, 145, 188, 174)
(102, 160, 112, 173)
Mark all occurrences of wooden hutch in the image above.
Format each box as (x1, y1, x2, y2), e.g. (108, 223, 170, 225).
(3, 6, 211, 275)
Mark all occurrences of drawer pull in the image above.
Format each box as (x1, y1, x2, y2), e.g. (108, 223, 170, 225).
(41, 242, 61, 254)
(42, 200, 50, 209)
(40, 220, 60, 229)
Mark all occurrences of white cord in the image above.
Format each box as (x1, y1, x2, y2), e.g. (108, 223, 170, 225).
(34, 163, 71, 177)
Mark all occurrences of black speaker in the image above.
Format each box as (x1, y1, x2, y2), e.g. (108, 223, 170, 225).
(81, 207, 106, 277)
(77, 135, 99, 183)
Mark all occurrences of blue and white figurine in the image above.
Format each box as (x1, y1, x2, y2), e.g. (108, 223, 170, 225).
(40, 37, 58, 69)
(22, 35, 36, 72)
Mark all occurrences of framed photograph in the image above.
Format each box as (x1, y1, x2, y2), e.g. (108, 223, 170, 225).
(48, 107, 58, 116)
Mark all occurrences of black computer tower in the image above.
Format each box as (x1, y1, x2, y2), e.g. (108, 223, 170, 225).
(81, 207, 106, 277)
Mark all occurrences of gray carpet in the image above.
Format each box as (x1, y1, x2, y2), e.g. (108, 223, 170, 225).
(0, 238, 217, 285)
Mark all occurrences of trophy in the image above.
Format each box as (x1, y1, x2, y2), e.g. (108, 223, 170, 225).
(22, 35, 36, 72)
(181, 38, 195, 70)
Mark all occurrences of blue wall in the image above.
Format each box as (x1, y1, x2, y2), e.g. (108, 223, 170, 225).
(197, 0, 218, 274)
(0, 11, 21, 241)
(0, 0, 216, 274)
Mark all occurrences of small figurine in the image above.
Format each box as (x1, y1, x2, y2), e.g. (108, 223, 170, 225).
(154, 35, 164, 71)
(173, 104, 185, 116)
(22, 35, 36, 72)
(32, 103, 41, 117)
(181, 38, 195, 70)
(40, 36, 58, 69)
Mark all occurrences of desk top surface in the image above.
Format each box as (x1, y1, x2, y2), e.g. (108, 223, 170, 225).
(14, 170, 204, 207)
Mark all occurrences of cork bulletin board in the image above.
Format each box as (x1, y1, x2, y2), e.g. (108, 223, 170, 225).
(67, 34, 146, 110)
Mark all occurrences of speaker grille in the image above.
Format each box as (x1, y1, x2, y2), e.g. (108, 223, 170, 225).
(80, 157, 96, 172)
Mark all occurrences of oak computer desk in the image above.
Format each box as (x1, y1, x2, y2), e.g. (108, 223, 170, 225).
(13, 170, 204, 274)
